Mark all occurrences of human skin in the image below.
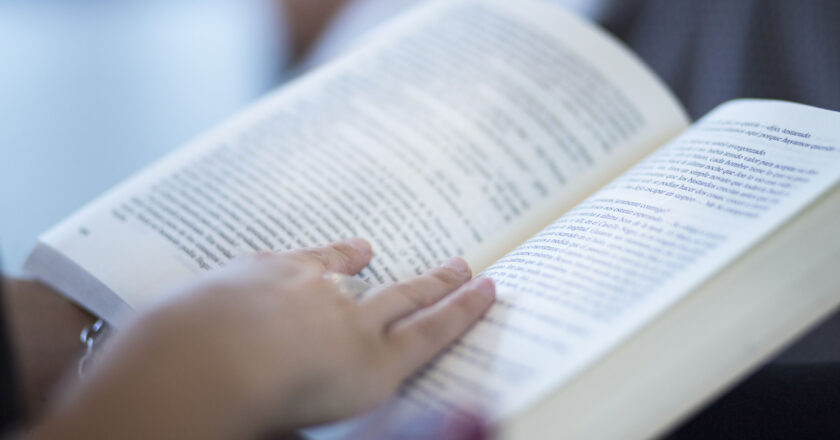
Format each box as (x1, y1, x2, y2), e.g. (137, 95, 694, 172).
(3, 277, 95, 418)
(17, 238, 495, 439)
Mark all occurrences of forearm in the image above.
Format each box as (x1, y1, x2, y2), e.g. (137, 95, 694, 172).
(3, 277, 95, 419)
(26, 308, 274, 440)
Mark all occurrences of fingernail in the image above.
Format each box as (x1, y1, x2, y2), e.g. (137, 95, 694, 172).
(441, 257, 470, 274)
(344, 238, 371, 256)
(472, 277, 495, 301)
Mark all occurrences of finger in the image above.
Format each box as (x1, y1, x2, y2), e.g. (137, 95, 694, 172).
(287, 238, 372, 275)
(387, 277, 495, 378)
(360, 257, 472, 326)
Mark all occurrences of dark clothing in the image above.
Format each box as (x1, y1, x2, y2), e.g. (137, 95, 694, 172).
(672, 363, 840, 439)
(0, 278, 21, 434)
(604, 0, 840, 120)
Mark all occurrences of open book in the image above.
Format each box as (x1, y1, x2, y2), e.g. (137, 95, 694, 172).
(24, 0, 840, 438)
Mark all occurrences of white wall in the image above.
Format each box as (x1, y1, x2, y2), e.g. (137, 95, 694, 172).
(0, 0, 285, 273)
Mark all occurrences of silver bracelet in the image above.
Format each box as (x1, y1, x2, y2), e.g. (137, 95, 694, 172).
(75, 275, 366, 378)
(78, 319, 110, 378)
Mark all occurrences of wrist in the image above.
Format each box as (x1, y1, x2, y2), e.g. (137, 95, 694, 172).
(29, 308, 260, 440)
(120, 303, 292, 438)
(4, 277, 95, 419)
(142, 291, 310, 435)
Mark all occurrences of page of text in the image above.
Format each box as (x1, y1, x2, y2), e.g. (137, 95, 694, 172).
(33, 0, 685, 317)
(397, 100, 840, 420)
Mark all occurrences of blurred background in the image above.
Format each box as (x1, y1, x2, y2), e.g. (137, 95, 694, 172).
(0, 0, 286, 273)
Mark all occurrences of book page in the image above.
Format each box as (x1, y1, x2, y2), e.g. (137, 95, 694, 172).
(395, 100, 840, 421)
(26, 0, 686, 323)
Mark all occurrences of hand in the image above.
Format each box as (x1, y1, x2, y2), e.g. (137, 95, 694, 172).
(167, 238, 496, 431)
(29, 239, 495, 439)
